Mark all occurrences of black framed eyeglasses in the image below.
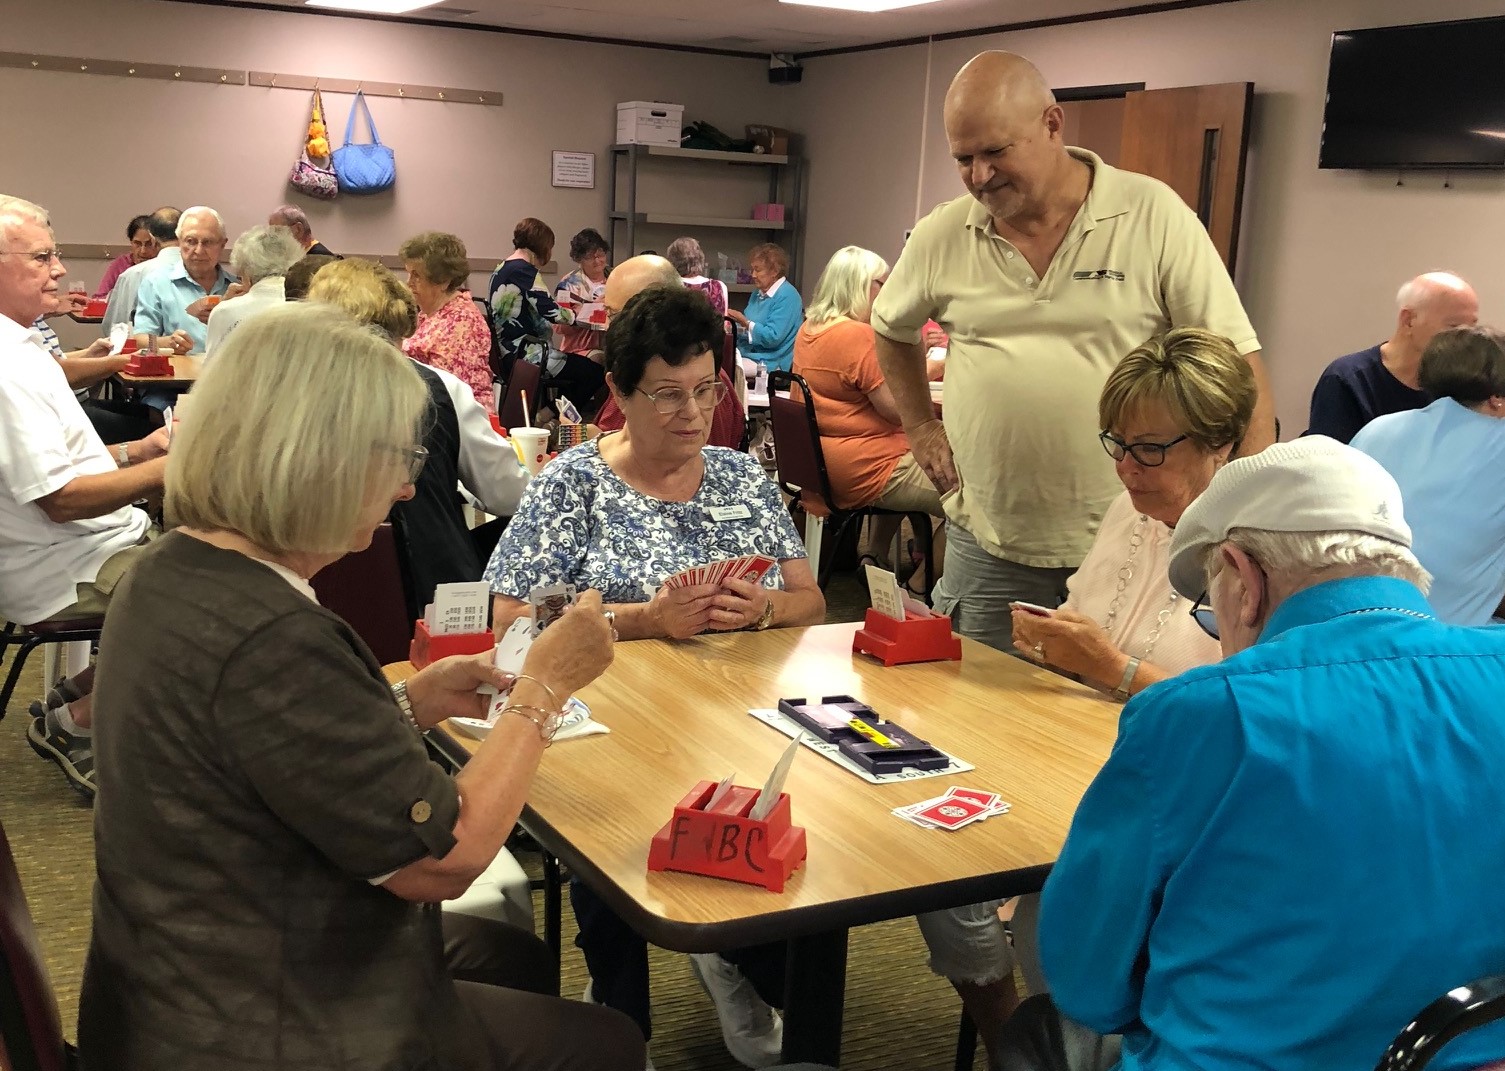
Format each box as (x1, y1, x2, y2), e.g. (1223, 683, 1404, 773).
(637, 380, 728, 415)
(1189, 591, 1219, 639)
(1099, 430, 1190, 467)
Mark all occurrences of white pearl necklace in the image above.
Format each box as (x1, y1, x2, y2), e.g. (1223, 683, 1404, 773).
(1101, 514, 1180, 662)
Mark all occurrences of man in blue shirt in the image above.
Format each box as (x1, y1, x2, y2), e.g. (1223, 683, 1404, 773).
(133, 205, 235, 352)
(1352, 324, 1505, 625)
(1008, 437, 1505, 1071)
(1305, 271, 1477, 442)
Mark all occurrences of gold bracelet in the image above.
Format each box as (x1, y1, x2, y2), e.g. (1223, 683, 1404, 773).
(500, 704, 559, 746)
(512, 674, 562, 711)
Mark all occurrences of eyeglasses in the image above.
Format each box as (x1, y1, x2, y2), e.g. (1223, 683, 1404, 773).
(382, 444, 429, 483)
(0, 249, 62, 266)
(179, 237, 224, 251)
(1099, 430, 1190, 467)
(638, 380, 728, 415)
(1189, 591, 1219, 639)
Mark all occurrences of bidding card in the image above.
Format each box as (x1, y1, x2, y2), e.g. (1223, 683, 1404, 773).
(865, 564, 907, 622)
(431, 581, 491, 636)
(750, 733, 803, 821)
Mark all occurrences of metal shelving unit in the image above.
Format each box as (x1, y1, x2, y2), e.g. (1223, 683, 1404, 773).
(609, 143, 806, 290)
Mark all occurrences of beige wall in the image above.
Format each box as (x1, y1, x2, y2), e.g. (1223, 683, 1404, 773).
(2, 0, 797, 326)
(800, 0, 1505, 431)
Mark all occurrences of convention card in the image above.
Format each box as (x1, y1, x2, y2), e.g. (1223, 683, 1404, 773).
(431, 580, 491, 636)
(865, 563, 907, 623)
(528, 582, 576, 636)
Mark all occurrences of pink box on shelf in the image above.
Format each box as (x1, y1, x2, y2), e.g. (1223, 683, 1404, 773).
(752, 203, 786, 222)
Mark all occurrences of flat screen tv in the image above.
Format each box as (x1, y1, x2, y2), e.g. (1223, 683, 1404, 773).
(1319, 15, 1505, 170)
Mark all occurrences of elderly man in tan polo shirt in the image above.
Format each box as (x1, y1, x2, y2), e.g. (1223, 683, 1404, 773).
(872, 50, 1274, 1062)
(874, 51, 1274, 658)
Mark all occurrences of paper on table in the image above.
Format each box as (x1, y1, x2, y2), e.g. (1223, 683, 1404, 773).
(750, 733, 803, 821)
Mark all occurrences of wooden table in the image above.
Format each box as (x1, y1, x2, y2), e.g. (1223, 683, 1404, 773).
(387, 622, 1118, 1063)
(116, 354, 202, 388)
(68, 312, 104, 324)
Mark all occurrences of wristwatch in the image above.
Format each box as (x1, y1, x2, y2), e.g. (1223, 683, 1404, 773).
(116, 442, 131, 466)
(391, 679, 421, 733)
(1112, 656, 1142, 701)
(750, 595, 776, 631)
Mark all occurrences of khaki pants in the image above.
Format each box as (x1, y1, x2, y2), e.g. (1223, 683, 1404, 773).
(871, 453, 945, 517)
(50, 531, 158, 623)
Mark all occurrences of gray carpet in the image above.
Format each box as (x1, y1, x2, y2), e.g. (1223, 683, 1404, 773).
(1, 569, 980, 1069)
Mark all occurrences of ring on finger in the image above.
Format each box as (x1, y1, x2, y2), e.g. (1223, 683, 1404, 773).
(1033, 642, 1046, 660)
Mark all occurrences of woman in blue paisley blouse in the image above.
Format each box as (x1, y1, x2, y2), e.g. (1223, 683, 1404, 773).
(483, 285, 823, 1067)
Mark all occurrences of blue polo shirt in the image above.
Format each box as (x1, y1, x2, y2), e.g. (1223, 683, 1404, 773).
(1352, 398, 1505, 624)
(1039, 576, 1505, 1071)
(133, 255, 234, 351)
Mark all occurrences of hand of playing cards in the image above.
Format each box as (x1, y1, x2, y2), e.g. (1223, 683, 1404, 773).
(661, 555, 775, 591)
(892, 787, 1011, 831)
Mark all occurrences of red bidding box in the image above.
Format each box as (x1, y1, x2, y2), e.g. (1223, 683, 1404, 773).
(409, 618, 494, 669)
(852, 606, 963, 667)
(647, 780, 807, 893)
(123, 351, 173, 377)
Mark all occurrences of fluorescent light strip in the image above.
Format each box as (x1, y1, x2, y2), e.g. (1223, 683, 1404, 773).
(778, 0, 944, 10)
(305, 0, 445, 14)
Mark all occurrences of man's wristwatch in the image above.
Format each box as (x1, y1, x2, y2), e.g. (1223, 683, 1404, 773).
(750, 595, 776, 631)
(391, 680, 421, 733)
(116, 442, 130, 466)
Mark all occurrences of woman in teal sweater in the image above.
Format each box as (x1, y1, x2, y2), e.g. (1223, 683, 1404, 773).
(726, 242, 802, 374)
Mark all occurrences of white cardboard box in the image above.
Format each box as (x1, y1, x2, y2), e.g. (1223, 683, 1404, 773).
(617, 100, 684, 146)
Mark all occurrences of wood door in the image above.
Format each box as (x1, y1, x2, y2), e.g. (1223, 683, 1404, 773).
(1118, 82, 1253, 272)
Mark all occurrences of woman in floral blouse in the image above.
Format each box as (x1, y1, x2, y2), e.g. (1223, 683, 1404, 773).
(488, 218, 606, 416)
(399, 231, 493, 411)
(553, 227, 610, 358)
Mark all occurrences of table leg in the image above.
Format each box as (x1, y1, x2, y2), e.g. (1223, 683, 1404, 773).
(780, 927, 848, 1066)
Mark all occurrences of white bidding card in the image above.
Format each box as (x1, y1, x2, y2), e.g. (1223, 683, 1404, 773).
(865, 564, 907, 623)
(431, 581, 491, 636)
(750, 734, 803, 821)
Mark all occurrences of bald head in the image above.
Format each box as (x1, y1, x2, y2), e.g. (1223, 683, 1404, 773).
(603, 254, 681, 316)
(1394, 271, 1479, 361)
(942, 51, 1072, 225)
(944, 51, 1055, 128)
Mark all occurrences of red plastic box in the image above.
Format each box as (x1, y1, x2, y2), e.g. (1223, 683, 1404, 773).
(409, 618, 494, 669)
(647, 779, 807, 893)
(852, 606, 962, 667)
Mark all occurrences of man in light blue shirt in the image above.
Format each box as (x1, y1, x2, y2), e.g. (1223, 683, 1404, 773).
(1005, 438, 1505, 1071)
(1352, 324, 1505, 624)
(133, 205, 234, 352)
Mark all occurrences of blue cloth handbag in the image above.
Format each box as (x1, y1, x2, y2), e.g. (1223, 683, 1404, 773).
(332, 91, 395, 194)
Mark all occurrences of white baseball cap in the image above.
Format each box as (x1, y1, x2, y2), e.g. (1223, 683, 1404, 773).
(1166, 436, 1411, 598)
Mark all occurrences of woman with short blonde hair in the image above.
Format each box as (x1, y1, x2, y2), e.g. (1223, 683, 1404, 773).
(791, 245, 942, 578)
(82, 301, 639, 1071)
(307, 256, 418, 341)
(397, 231, 494, 410)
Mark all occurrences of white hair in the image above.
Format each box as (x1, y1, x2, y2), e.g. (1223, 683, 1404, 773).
(1206, 528, 1431, 594)
(229, 225, 305, 284)
(177, 206, 226, 239)
(0, 195, 49, 245)
(1396, 271, 1469, 312)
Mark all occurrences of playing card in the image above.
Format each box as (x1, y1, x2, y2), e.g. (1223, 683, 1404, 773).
(750, 733, 803, 821)
(556, 395, 584, 424)
(913, 796, 990, 830)
(946, 787, 1001, 809)
(528, 582, 576, 636)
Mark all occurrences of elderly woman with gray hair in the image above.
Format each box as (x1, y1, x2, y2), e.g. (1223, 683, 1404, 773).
(204, 225, 305, 358)
(666, 236, 728, 320)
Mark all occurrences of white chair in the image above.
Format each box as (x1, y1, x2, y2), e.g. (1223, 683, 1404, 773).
(442, 846, 534, 932)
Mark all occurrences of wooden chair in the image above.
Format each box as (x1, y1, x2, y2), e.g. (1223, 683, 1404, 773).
(309, 523, 414, 666)
(0, 619, 105, 723)
(766, 370, 937, 602)
(0, 821, 74, 1071)
(1375, 974, 1505, 1071)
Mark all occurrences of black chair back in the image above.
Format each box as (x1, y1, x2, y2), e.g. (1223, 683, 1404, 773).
(1374, 975, 1505, 1071)
(497, 357, 542, 433)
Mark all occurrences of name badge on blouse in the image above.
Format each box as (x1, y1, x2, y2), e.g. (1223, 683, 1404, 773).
(708, 504, 752, 522)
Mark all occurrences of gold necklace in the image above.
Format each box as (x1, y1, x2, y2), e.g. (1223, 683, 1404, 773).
(1101, 514, 1180, 662)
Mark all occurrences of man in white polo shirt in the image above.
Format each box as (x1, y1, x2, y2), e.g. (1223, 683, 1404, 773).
(0, 195, 170, 798)
(870, 51, 1275, 1062)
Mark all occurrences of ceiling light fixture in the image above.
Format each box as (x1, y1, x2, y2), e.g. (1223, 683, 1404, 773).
(305, 0, 445, 14)
(778, 0, 944, 10)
